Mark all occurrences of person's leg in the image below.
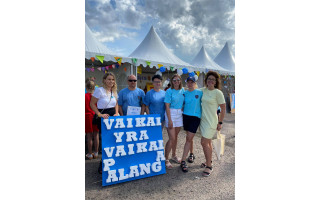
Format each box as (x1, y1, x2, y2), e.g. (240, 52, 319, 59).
(181, 132, 195, 161)
(165, 127, 176, 168)
(171, 127, 181, 163)
(201, 137, 213, 176)
(93, 131, 99, 158)
(86, 133, 93, 159)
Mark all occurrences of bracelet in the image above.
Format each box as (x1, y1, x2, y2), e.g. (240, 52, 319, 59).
(98, 113, 101, 117)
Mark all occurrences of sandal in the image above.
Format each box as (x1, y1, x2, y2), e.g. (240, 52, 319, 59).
(180, 161, 188, 173)
(171, 156, 181, 164)
(165, 160, 173, 169)
(93, 152, 98, 159)
(202, 166, 213, 177)
(187, 153, 195, 163)
(200, 161, 212, 168)
(86, 153, 93, 160)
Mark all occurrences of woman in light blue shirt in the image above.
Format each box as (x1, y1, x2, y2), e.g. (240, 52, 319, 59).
(164, 74, 185, 169)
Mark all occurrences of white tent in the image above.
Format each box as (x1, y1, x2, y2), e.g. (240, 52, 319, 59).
(129, 26, 204, 73)
(214, 42, 235, 72)
(190, 46, 233, 75)
(85, 23, 131, 63)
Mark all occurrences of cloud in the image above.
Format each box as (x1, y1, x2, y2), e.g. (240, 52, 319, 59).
(85, 0, 235, 61)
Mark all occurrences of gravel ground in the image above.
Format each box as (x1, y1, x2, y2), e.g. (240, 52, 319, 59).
(85, 113, 235, 200)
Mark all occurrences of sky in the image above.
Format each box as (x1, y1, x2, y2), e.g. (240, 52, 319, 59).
(85, 0, 234, 63)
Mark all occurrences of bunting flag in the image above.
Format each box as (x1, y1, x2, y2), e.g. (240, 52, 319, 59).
(132, 58, 137, 64)
(146, 61, 151, 66)
(101, 67, 105, 71)
(115, 63, 119, 68)
(157, 64, 163, 69)
(114, 57, 122, 66)
(137, 66, 142, 74)
(90, 57, 95, 62)
(196, 71, 200, 76)
(90, 68, 94, 72)
(124, 67, 127, 72)
(170, 66, 174, 71)
(112, 64, 115, 69)
(96, 55, 104, 63)
(86, 68, 91, 72)
(97, 67, 102, 71)
(106, 66, 109, 70)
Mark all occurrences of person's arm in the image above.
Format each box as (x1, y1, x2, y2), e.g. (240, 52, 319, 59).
(217, 103, 226, 131)
(145, 105, 150, 115)
(114, 101, 119, 116)
(165, 103, 173, 129)
(140, 104, 146, 115)
(118, 105, 123, 116)
(90, 96, 109, 119)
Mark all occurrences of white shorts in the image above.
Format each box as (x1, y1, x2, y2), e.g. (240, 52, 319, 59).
(165, 108, 183, 128)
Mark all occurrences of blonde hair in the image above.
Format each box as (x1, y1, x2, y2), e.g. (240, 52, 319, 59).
(102, 72, 118, 96)
(85, 80, 95, 91)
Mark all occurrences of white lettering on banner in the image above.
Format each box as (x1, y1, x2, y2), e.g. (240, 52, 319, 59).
(146, 117, 155, 126)
(139, 163, 151, 175)
(139, 130, 149, 140)
(126, 131, 138, 142)
(156, 151, 165, 162)
(148, 141, 159, 151)
(105, 161, 162, 182)
(136, 142, 148, 153)
(114, 132, 124, 143)
(114, 118, 125, 128)
(103, 119, 114, 130)
(103, 158, 115, 171)
(155, 117, 161, 126)
(126, 118, 133, 128)
(104, 147, 115, 157)
(157, 140, 164, 150)
(115, 145, 127, 157)
(127, 144, 135, 155)
(135, 117, 146, 127)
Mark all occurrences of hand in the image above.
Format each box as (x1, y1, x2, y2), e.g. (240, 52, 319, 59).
(113, 113, 119, 116)
(217, 124, 222, 131)
(101, 114, 110, 119)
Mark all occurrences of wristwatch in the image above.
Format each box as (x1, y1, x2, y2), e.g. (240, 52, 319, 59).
(218, 122, 223, 125)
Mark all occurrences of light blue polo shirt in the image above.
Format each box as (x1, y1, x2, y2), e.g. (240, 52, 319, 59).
(118, 87, 145, 116)
(183, 89, 203, 118)
(164, 88, 185, 109)
(143, 89, 166, 122)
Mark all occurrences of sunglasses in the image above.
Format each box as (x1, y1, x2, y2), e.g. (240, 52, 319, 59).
(128, 80, 137, 82)
(172, 79, 181, 82)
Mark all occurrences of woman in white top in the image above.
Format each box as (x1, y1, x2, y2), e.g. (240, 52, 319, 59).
(90, 72, 119, 174)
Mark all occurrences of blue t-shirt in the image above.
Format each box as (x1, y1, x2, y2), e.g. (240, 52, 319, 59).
(118, 87, 145, 116)
(183, 89, 203, 118)
(143, 89, 166, 122)
(164, 88, 185, 109)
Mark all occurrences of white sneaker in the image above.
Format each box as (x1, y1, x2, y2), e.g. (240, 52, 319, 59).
(86, 153, 93, 160)
(93, 152, 98, 159)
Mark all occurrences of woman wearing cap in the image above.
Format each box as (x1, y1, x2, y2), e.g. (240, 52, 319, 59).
(179, 76, 203, 173)
(164, 74, 185, 169)
(200, 71, 226, 177)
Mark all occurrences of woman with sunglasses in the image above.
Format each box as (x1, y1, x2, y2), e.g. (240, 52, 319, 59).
(200, 71, 226, 177)
(164, 74, 185, 169)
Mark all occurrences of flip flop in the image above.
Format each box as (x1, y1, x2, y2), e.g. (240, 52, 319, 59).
(202, 166, 213, 177)
(165, 160, 173, 169)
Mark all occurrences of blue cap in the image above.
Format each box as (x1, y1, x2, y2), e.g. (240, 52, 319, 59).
(186, 76, 196, 82)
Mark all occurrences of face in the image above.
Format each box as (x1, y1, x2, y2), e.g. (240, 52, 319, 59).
(127, 75, 137, 88)
(172, 76, 181, 88)
(104, 75, 115, 88)
(152, 78, 162, 89)
(206, 75, 216, 88)
(187, 80, 195, 89)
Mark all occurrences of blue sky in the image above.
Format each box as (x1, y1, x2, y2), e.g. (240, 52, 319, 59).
(85, 0, 234, 63)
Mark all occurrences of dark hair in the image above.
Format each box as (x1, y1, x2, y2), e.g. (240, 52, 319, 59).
(204, 71, 221, 89)
(85, 80, 95, 91)
(152, 74, 163, 81)
(170, 74, 182, 89)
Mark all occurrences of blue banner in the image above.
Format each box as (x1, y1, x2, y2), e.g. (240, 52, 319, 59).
(231, 93, 235, 109)
(101, 114, 166, 186)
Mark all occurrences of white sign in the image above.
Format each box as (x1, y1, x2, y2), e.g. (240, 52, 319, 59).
(127, 106, 141, 116)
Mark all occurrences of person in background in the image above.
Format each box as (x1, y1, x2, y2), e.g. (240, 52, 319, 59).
(164, 74, 185, 169)
(143, 74, 166, 127)
(85, 80, 99, 160)
(179, 76, 203, 172)
(164, 83, 171, 91)
(200, 71, 226, 177)
(85, 77, 96, 93)
(118, 74, 145, 116)
(90, 72, 119, 174)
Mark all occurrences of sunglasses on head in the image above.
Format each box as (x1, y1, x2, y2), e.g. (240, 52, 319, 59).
(128, 80, 137, 82)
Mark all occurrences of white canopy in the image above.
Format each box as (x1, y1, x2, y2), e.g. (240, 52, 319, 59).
(129, 26, 204, 72)
(85, 23, 131, 63)
(214, 42, 235, 72)
(190, 46, 233, 75)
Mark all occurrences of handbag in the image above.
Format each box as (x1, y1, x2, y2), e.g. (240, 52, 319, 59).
(92, 90, 113, 125)
(212, 131, 225, 160)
